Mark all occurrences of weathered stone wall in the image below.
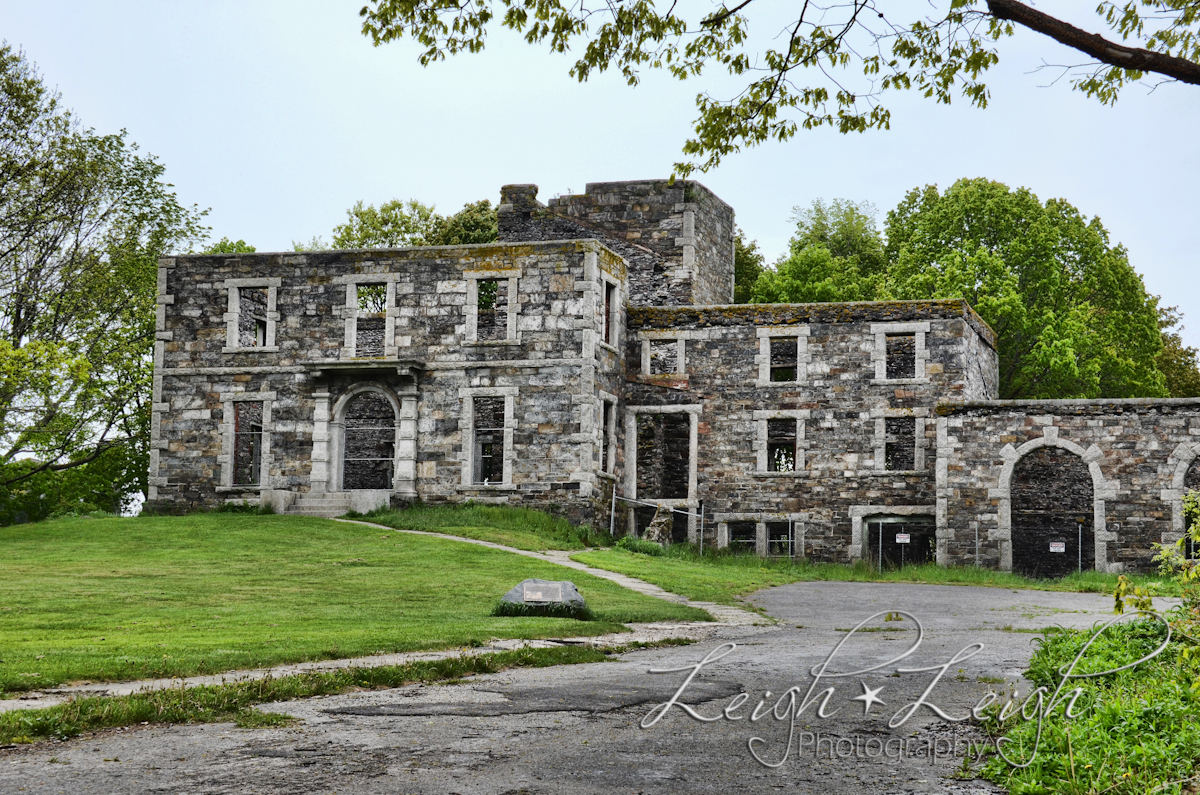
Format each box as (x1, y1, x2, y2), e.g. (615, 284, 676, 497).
(624, 300, 994, 562)
(148, 239, 629, 529)
(936, 399, 1200, 573)
(499, 180, 734, 307)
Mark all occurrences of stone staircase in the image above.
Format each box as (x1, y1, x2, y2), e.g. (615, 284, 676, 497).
(287, 492, 352, 518)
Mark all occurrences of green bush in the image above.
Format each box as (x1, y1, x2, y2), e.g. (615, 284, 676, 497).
(615, 536, 665, 556)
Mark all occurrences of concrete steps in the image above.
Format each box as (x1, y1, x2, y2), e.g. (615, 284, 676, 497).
(288, 493, 352, 518)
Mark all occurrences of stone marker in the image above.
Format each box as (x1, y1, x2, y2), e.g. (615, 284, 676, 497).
(500, 578, 585, 608)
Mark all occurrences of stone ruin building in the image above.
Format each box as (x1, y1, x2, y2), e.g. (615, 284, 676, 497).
(148, 179, 1200, 575)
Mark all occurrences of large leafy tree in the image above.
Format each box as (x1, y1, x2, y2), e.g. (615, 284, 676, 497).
(883, 179, 1166, 399)
(359, 1, 1200, 173)
(751, 199, 885, 304)
(299, 198, 498, 251)
(753, 179, 1171, 399)
(0, 45, 206, 516)
(732, 227, 764, 303)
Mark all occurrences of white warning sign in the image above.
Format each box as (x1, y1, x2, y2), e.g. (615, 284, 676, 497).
(1049, 542, 1066, 553)
(895, 533, 910, 544)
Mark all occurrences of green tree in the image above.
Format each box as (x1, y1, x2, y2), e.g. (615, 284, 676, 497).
(202, 237, 256, 254)
(360, 1, 1200, 174)
(331, 198, 440, 248)
(424, 199, 497, 246)
(732, 227, 763, 303)
(1157, 306, 1200, 397)
(884, 178, 1166, 399)
(750, 199, 885, 304)
(0, 45, 206, 504)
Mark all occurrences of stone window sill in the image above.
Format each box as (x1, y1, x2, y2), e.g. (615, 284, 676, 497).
(466, 338, 522, 346)
(222, 346, 280, 354)
(457, 483, 518, 492)
(854, 469, 927, 476)
(217, 484, 263, 492)
(872, 378, 930, 386)
(596, 471, 617, 482)
(596, 340, 620, 356)
(755, 380, 807, 388)
(751, 471, 811, 478)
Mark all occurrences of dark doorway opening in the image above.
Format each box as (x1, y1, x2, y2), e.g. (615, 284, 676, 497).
(342, 391, 395, 490)
(866, 517, 935, 570)
(636, 413, 690, 499)
(1011, 447, 1094, 578)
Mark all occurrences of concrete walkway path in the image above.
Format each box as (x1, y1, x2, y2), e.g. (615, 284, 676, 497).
(0, 520, 762, 714)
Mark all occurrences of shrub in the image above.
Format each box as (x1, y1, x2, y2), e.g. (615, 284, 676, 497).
(490, 600, 595, 621)
(616, 536, 665, 556)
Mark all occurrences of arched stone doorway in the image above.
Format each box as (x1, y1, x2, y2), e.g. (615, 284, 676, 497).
(1011, 447, 1094, 578)
(342, 390, 396, 490)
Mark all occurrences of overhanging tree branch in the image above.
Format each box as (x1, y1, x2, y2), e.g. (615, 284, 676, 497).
(986, 0, 1200, 85)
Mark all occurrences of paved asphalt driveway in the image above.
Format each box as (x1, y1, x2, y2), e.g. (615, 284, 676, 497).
(1, 582, 1132, 794)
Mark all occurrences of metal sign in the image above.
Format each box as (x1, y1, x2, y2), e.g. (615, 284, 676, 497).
(523, 582, 562, 603)
(1049, 542, 1066, 553)
(895, 533, 910, 544)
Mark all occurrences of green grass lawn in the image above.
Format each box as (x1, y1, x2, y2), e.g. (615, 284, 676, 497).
(353, 503, 612, 551)
(0, 514, 706, 694)
(571, 547, 1176, 606)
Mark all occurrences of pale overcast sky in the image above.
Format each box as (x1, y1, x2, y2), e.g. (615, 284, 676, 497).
(6, 1, 1199, 347)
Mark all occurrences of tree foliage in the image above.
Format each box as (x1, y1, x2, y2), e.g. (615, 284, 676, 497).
(359, 0, 1200, 173)
(303, 198, 498, 251)
(751, 199, 884, 304)
(0, 45, 207, 503)
(202, 237, 256, 254)
(753, 178, 1170, 400)
(1157, 306, 1200, 397)
(732, 227, 763, 303)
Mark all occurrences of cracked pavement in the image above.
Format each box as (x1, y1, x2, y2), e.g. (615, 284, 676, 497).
(1, 581, 1131, 794)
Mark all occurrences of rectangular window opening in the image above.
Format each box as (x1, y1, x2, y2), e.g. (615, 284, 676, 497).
(884, 417, 916, 471)
(233, 401, 263, 486)
(473, 396, 506, 484)
(237, 287, 268, 348)
(767, 419, 797, 472)
(886, 333, 916, 379)
(649, 340, 678, 375)
(355, 283, 387, 357)
(477, 279, 508, 341)
(770, 337, 798, 382)
(601, 401, 612, 473)
(636, 413, 690, 499)
(766, 521, 792, 557)
(729, 521, 756, 553)
(604, 282, 616, 345)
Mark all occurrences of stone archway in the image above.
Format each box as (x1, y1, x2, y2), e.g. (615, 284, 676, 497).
(341, 390, 396, 490)
(995, 429, 1114, 573)
(1167, 442, 1200, 557)
(1010, 447, 1094, 578)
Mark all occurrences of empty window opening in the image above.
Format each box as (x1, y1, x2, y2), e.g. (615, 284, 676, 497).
(233, 401, 263, 486)
(766, 521, 793, 557)
(238, 287, 268, 348)
(1185, 459, 1200, 559)
(1011, 447, 1094, 578)
(649, 340, 678, 375)
(343, 391, 395, 490)
(473, 396, 505, 484)
(867, 518, 935, 570)
(884, 418, 916, 471)
(634, 506, 657, 537)
(671, 509, 690, 545)
(604, 282, 616, 345)
(601, 400, 612, 473)
(355, 283, 387, 357)
(767, 419, 797, 472)
(477, 279, 508, 341)
(886, 334, 916, 379)
(770, 337, 798, 382)
(636, 413, 690, 499)
(729, 521, 756, 553)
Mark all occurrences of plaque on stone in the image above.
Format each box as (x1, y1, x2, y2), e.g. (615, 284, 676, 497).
(523, 582, 563, 603)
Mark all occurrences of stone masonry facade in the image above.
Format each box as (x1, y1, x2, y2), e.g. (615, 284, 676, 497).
(148, 179, 1200, 574)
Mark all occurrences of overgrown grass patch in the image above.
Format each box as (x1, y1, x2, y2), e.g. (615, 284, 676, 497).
(0, 514, 706, 694)
(0, 646, 610, 745)
(571, 545, 1177, 606)
(981, 619, 1200, 794)
(351, 503, 613, 551)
